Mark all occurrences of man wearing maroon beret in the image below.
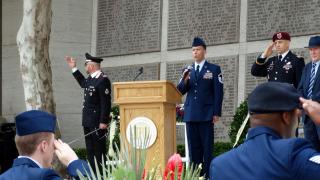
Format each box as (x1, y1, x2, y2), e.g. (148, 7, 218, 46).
(251, 32, 305, 88)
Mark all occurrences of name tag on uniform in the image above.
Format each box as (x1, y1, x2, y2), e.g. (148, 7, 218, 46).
(203, 70, 213, 79)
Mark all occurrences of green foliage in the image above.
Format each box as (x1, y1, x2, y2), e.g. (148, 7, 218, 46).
(74, 148, 87, 160)
(229, 100, 249, 146)
(78, 126, 202, 179)
(177, 144, 185, 157)
(213, 142, 233, 157)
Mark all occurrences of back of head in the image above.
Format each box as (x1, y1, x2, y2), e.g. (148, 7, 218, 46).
(14, 110, 56, 156)
(248, 82, 300, 114)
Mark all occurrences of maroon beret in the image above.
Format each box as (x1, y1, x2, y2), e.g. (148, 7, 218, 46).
(272, 32, 291, 42)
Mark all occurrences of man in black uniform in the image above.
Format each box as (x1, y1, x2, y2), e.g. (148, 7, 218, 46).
(66, 53, 111, 172)
(251, 32, 305, 88)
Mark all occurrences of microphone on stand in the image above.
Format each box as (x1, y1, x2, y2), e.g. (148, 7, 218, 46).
(133, 67, 144, 81)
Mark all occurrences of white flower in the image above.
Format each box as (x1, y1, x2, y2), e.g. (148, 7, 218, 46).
(108, 120, 117, 157)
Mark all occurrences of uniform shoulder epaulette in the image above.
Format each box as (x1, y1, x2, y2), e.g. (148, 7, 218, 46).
(103, 74, 108, 78)
(296, 55, 304, 59)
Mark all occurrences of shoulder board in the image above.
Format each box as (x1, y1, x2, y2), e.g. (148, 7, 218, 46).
(296, 55, 304, 59)
(103, 74, 108, 78)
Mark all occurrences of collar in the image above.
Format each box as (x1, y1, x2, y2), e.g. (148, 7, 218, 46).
(15, 156, 42, 168)
(194, 60, 206, 71)
(90, 70, 102, 78)
(311, 60, 320, 65)
(278, 50, 289, 61)
(246, 126, 281, 141)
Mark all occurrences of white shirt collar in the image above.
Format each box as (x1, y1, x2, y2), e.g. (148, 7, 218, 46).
(194, 60, 206, 72)
(278, 50, 289, 61)
(90, 70, 102, 78)
(312, 60, 320, 73)
(18, 156, 43, 168)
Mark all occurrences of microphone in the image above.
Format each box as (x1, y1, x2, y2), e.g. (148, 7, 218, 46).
(133, 67, 144, 81)
(182, 65, 193, 80)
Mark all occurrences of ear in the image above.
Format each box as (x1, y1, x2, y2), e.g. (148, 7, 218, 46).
(281, 112, 291, 125)
(39, 140, 48, 153)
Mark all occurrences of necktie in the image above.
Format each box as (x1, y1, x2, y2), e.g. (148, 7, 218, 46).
(278, 55, 282, 61)
(307, 62, 317, 99)
(195, 65, 200, 79)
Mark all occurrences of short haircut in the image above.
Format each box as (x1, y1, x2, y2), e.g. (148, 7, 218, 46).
(15, 132, 53, 156)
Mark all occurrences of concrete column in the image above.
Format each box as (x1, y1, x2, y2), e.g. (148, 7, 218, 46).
(91, 0, 97, 55)
(160, 0, 169, 80)
(237, 0, 248, 106)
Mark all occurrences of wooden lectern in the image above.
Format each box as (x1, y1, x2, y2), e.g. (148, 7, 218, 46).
(113, 80, 182, 170)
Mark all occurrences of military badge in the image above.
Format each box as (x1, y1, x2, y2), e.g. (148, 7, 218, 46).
(277, 33, 282, 39)
(105, 88, 109, 95)
(218, 73, 223, 84)
(267, 61, 274, 71)
(203, 70, 213, 79)
(283, 62, 292, 70)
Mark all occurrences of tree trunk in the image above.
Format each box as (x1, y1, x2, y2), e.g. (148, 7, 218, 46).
(16, 0, 60, 136)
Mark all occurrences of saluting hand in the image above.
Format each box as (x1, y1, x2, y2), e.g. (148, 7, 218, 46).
(65, 56, 77, 68)
(54, 139, 78, 166)
(262, 42, 275, 58)
(300, 97, 320, 125)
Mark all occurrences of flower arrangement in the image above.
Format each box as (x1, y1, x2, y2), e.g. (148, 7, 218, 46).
(176, 104, 184, 122)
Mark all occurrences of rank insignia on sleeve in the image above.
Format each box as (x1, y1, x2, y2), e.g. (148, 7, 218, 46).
(218, 73, 223, 84)
(309, 155, 320, 164)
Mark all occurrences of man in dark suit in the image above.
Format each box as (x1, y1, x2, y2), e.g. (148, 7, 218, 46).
(177, 37, 223, 178)
(298, 36, 320, 151)
(251, 32, 305, 88)
(0, 110, 89, 180)
(66, 53, 111, 172)
(210, 82, 320, 180)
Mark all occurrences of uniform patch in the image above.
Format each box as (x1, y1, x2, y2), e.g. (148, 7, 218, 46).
(218, 73, 223, 84)
(105, 89, 109, 95)
(309, 155, 320, 164)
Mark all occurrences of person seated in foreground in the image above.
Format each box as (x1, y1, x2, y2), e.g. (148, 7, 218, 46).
(0, 110, 90, 180)
(210, 82, 320, 180)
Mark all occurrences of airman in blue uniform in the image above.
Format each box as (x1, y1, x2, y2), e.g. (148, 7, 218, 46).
(210, 82, 320, 180)
(177, 37, 223, 178)
(0, 110, 89, 180)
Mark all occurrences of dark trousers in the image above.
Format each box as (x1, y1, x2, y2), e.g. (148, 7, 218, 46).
(303, 116, 320, 151)
(83, 127, 107, 173)
(186, 121, 213, 179)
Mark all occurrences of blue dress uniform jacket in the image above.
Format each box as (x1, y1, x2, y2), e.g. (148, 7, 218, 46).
(73, 70, 111, 127)
(0, 157, 89, 180)
(210, 127, 320, 180)
(251, 51, 305, 88)
(177, 61, 223, 121)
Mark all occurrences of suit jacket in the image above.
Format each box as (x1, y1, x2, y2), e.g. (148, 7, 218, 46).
(210, 127, 320, 180)
(298, 62, 320, 101)
(0, 157, 89, 180)
(73, 70, 111, 127)
(251, 51, 305, 88)
(177, 61, 223, 122)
